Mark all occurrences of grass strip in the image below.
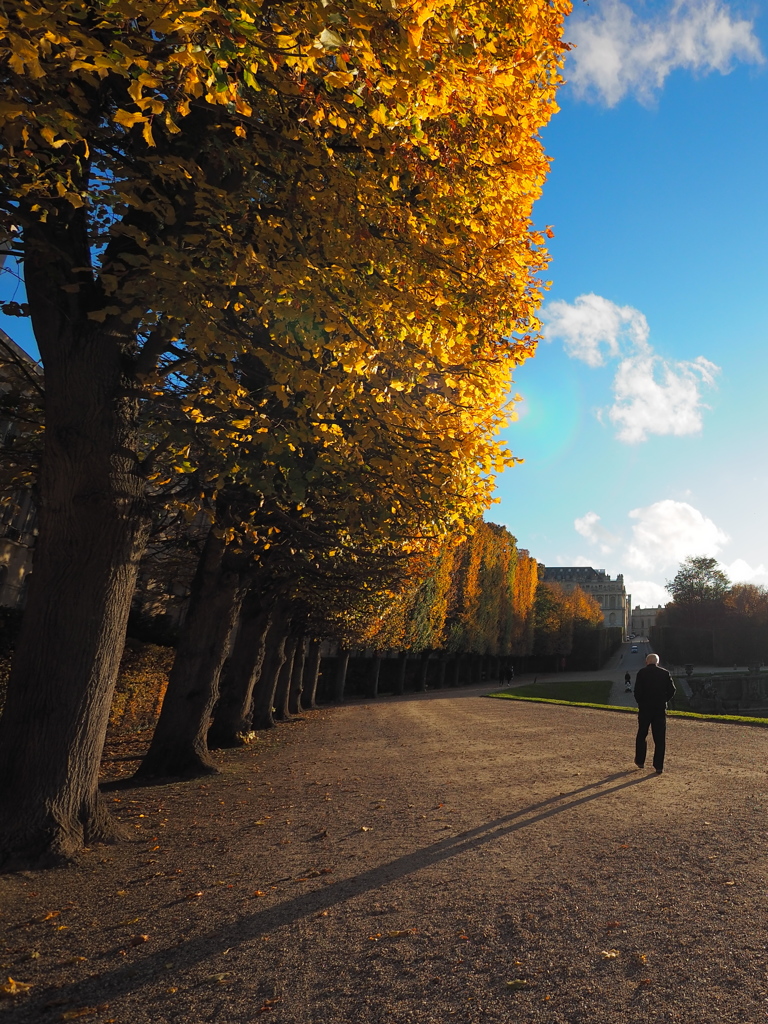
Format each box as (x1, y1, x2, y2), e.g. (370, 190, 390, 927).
(499, 679, 613, 703)
(487, 691, 768, 727)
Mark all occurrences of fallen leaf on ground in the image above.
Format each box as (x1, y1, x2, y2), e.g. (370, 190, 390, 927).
(202, 972, 232, 985)
(256, 998, 281, 1014)
(359, 826, 372, 832)
(129, 935, 149, 946)
(506, 979, 528, 989)
(0, 977, 32, 998)
(60, 1007, 107, 1020)
(601, 949, 620, 959)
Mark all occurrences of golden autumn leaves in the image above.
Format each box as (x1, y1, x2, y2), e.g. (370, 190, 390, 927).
(0, 0, 571, 621)
(0, 7, 572, 868)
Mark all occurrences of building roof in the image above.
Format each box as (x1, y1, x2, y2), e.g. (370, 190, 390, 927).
(542, 566, 607, 583)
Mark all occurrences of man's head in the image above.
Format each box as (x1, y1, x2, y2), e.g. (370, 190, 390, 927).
(645, 653, 659, 666)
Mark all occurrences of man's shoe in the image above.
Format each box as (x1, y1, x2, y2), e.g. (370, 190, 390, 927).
(654, 768, 663, 774)
(634, 760, 644, 768)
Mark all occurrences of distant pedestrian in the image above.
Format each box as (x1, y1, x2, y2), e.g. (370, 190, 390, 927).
(624, 671, 632, 693)
(633, 653, 676, 774)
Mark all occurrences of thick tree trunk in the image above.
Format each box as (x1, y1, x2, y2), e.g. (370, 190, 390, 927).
(0, 220, 151, 867)
(135, 529, 244, 778)
(251, 606, 291, 730)
(333, 649, 350, 703)
(288, 638, 307, 716)
(369, 655, 382, 699)
(273, 636, 297, 721)
(302, 639, 322, 709)
(208, 593, 271, 749)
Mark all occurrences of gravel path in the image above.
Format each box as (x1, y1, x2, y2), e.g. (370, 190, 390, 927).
(2, 686, 767, 1023)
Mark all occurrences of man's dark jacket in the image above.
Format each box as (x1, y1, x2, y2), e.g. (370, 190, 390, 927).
(634, 664, 676, 710)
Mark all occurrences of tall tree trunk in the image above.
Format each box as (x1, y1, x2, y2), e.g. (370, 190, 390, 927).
(288, 638, 307, 716)
(451, 655, 462, 687)
(369, 655, 382, 699)
(208, 594, 271, 749)
(135, 529, 244, 778)
(251, 606, 291, 730)
(0, 220, 151, 866)
(302, 639, 322, 708)
(273, 637, 297, 721)
(436, 656, 447, 690)
(334, 649, 350, 703)
(394, 651, 408, 695)
(417, 652, 430, 692)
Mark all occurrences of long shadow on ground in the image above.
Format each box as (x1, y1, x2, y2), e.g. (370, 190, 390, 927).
(21, 770, 655, 1017)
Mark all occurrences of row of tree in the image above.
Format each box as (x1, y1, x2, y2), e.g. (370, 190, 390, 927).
(0, 1, 572, 866)
(128, 519, 603, 751)
(654, 556, 768, 666)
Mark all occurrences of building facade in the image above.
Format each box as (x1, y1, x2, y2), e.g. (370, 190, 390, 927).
(630, 606, 663, 637)
(542, 566, 631, 635)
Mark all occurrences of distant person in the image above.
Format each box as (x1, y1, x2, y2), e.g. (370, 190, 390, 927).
(633, 653, 676, 774)
(624, 671, 632, 693)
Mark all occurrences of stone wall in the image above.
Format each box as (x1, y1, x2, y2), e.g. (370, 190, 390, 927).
(687, 672, 768, 716)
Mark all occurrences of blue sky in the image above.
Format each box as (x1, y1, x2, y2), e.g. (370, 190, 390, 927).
(491, 0, 768, 609)
(2, 0, 765, 611)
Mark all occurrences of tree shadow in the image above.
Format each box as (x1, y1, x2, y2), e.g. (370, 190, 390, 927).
(23, 769, 654, 1015)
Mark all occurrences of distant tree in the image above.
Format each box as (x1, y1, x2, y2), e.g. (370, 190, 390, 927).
(665, 556, 731, 605)
(532, 583, 601, 662)
(725, 583, 768, 624)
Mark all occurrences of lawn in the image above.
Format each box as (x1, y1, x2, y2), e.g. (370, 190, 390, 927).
(495, 679, 613, 704)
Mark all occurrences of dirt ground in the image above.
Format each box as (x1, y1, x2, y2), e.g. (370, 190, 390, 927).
(1, 684, 767, 1024)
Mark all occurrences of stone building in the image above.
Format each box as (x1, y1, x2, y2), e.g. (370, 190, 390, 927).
(542, 566, 630, 634)
(0, 328, 41, 608)
(630, 605, 663, 637)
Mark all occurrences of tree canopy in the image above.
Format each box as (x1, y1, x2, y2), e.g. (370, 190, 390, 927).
(665, 556, 731, 605)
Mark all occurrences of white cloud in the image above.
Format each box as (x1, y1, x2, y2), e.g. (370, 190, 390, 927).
(543, 293, 720, 444)
(544, 293, 648, 368)
(722, 558, 768, 584)
(627, 498, 730, 572)
(624, 578, 670, 608)
(609, 349, 720, 443)
(574, 510, 620, 553)
(567, 0, 764, 107)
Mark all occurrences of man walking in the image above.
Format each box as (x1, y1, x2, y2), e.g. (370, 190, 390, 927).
(634, 653, 676, 774)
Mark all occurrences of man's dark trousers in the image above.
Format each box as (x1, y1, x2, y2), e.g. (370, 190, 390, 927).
(635, 708, 666, 771)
